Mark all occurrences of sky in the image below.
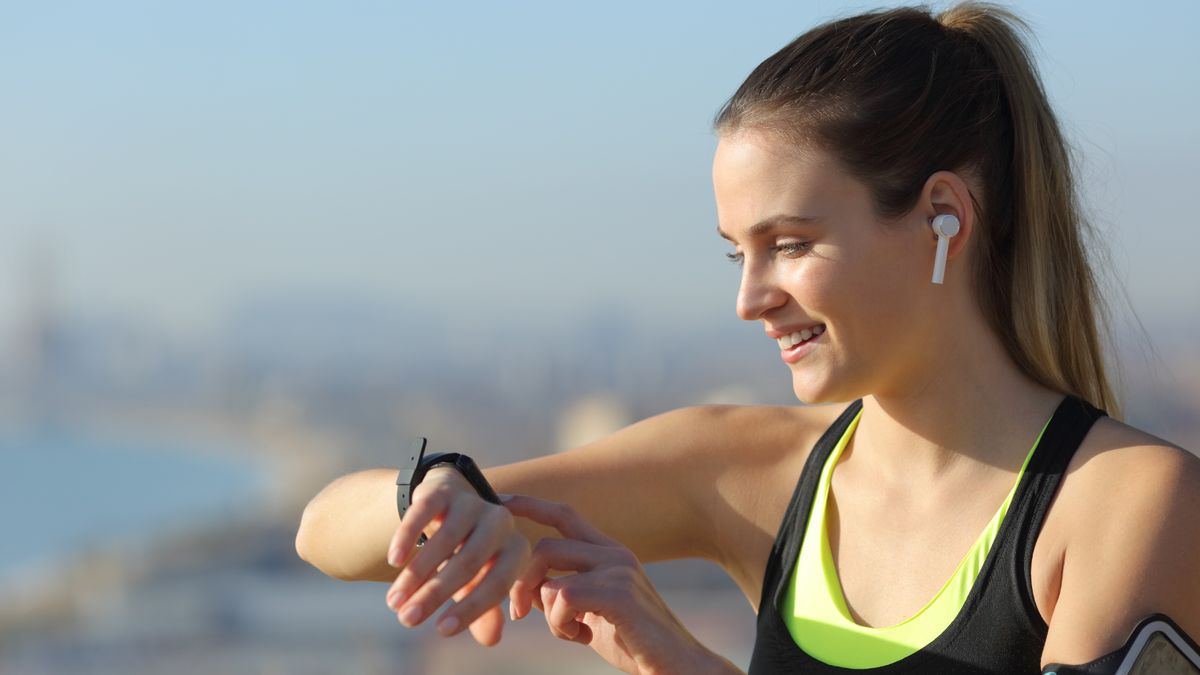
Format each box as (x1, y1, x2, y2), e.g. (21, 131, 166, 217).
(2, 0, 1197, 341)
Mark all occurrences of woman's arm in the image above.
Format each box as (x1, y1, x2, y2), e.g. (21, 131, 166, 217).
(1038, 438, 1200, 671)
(294, 404, 744, 583)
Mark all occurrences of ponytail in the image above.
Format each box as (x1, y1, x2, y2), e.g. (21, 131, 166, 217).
(937, 4, 1122, 420)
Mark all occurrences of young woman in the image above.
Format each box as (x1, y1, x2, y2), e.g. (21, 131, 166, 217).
(295, 3, 1200, 673)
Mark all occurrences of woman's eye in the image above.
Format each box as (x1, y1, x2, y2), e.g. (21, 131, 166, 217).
(775, 241, 812, 256)
(725, 241, 811, 267)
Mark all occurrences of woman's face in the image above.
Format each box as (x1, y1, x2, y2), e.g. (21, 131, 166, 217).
(712, 129, 940, 404)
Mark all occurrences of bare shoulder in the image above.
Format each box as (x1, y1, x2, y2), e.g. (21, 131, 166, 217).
(1065, 415, 1197, 480)
(1054, 416, 1199, 535)
(672, 401, 844, 465)
(675, 402, 847, 610)
(1041, 415, 1200, 668)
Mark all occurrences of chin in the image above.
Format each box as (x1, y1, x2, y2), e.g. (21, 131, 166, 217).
(790, 376, 831, 406)
(790, 370, 858, 406)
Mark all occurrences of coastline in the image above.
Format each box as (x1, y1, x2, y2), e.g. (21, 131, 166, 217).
(0, 403, 346, 638)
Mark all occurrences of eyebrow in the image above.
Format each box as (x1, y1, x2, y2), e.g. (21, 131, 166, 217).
(716, 214, 822, 242)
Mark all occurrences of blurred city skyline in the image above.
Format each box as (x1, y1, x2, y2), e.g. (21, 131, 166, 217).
(2, 0, 1198, 341)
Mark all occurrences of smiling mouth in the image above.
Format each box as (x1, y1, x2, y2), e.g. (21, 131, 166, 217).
(777, 324, 826, 350)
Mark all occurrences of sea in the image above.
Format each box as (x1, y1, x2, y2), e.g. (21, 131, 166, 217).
(0, 425, 271, 582)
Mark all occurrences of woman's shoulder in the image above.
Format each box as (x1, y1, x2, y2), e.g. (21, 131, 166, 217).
(1057, 415, 1198, 538)
(1040, 415, 1200, 664)
(671, 401, 848, 467)
(1064, 415, 1198, 498)
(667, 402, 848, 605)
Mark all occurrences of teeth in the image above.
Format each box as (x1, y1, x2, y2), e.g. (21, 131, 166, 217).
(775, 324, 826, 349)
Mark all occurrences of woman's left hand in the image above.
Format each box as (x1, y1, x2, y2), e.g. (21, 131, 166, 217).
(501, 494, 731, 675)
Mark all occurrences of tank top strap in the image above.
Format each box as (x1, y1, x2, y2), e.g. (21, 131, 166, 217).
(756, 399, 864, 618)
(1009, 394, 1108, 629)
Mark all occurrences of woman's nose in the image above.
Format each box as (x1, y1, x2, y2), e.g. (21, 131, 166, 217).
(736, 263, 787, 321)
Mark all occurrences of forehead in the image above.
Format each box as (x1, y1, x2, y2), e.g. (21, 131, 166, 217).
(713, 130, 867, 232)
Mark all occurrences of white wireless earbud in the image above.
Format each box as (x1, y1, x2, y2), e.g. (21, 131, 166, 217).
(930, 214, 960, 285)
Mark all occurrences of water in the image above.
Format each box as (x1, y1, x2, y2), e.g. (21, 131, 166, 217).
(0, 427, 271, 580)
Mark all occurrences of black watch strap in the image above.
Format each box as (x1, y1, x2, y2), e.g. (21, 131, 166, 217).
(418, 453, 502, 506)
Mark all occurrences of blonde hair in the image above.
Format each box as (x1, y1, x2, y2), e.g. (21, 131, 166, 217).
(713, 2, 1124, 419)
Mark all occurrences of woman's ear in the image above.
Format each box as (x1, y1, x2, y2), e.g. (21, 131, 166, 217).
(921, 169, 976, 263)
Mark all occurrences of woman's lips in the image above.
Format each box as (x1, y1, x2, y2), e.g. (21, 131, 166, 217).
(780, 328, 823, 364)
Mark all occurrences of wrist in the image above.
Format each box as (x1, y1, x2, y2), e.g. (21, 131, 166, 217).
(422, 465, 472, 491)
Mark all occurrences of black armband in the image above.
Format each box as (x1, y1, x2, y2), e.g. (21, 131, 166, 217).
(1042, 612, 1200, 675)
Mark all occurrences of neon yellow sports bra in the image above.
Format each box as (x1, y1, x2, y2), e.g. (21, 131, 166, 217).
(781, 407, 1053, 669)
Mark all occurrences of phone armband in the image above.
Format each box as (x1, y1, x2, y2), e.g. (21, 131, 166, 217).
(1043, 612, 1200, 675)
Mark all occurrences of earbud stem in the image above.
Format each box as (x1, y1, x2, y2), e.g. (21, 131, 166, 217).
(932, 235, 950, 284)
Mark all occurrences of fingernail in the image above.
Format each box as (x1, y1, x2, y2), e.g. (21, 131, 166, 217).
(497, 493, 513, 502)
(437, 614, 459, 635)
(400, 605, 422, 626)
(387, 547, 398, 567)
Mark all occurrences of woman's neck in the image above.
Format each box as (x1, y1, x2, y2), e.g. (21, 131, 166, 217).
(851, 312, 1064, 491)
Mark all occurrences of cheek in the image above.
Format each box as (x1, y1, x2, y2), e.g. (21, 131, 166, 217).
(781, 258, 840, 314)
(829, 246, 918, 337)
(851, 250, 928, 340)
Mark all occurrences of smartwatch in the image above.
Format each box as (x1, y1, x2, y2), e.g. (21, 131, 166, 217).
(395, 438, 503, 546)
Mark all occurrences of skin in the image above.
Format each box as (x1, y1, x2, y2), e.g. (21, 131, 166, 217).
(294, 129, 1200, 674)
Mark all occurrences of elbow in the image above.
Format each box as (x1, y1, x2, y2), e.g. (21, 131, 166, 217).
(294, 496, 340, 578)
(294, 490, 365, 582)
(294, 498, 318, 566)
(293, 469, 400, 583)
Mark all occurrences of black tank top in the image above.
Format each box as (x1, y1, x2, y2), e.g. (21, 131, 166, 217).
(748, 395, 1107, 674)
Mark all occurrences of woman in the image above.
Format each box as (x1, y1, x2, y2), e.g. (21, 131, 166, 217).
(295, 3, 1200, 673)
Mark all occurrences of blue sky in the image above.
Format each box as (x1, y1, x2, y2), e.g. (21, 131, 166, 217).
(2, 0, 1197, 339)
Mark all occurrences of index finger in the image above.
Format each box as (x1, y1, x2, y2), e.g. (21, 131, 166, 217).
(499, 495, 620, 547)
(387, 491, 445, 567)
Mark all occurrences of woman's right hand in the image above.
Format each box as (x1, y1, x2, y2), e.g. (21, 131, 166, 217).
(384, 467, 531, 646)
(503, 495, 736, 675)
